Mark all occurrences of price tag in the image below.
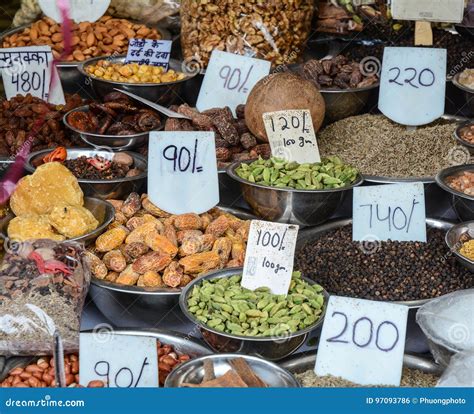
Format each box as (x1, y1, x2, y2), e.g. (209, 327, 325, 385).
(148, 131, 219, 215)
(352, 182, 426, 242)
(315, 296, 409, 386)
(39, 0, 111, 23)
(79, 333, 158, 387)
(196, 50, 271, 116)
(378, 47, 446, 126)
(391, 0, 464, 23)
(241, 220, 299, 295)
(0, 46, 65, 105)
(263, 110, 321, 163)
(125, 39, 173, 69)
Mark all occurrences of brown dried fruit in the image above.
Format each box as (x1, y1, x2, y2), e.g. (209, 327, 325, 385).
(145, 233, 178, 257)
(137, 271, 164, 288)
(162, 224, 178, 247)
(102, 250, 127, 272)
(121, 193, 141, 218)
(116, 264, 140, 285)
(123, 242, 149, 259)
(205, 215, 230, 237)
(212, 237, 233, 267)
(142, 196, 171, 217)
(85, 251, 107, 279)
(132, 252, 172, 274)
(126, 222, 161, 244)
(162, 262, 184, 288)
(174, 213, 203, 230)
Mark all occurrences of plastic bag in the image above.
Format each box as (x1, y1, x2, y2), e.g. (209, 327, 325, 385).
(416, 289, 474, 367)
(13, 0, 180, 27)
(437, 351, 474, 387)
(180, 0, 314, 68)
(0, 240, 90, 356)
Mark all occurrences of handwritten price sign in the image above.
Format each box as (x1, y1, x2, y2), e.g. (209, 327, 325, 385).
(241, 220, 299, 295)
(315, 296, 409, 386)
(378, 47, 446, 126)
(125, 39, 172, 68)
(352, 182, 427, 242)
(263, 109, 321, 163)
(79, 333, 158, 388)
(148, 131, 219, 215)
(0, 46, 65, 105)
(197, 50, 271, 115)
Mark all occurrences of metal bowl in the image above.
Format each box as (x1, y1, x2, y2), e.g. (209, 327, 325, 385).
(296, 217, 457, 309)
(435, 164, 474, 222)
(445, 221, 474, 273)
(89, 207, 257, 327)
(452, 73, 474, 116)
(25, 148, 147, 200)
(453, 121, 474, 155)
(320, 83, 379, 123)
(78, 56, 197, 105)
(165, 353, 300, 388)
(0, 197, 114, 246)
(179, 267, 329, 361)
(226, 160, 363, 227)
(279, 352, 443, 377)
(63, 105, 156, 151)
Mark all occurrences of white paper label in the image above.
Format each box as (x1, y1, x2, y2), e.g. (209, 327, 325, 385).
(196, 50, 271, 116)
(39, 0, 111, 23)
(79, 333, 158, 388)
(241, 220, 299, 295)
(263, 110, 321, 164)
(315, 296, 409, 386)
(391, 0, 464, 23)
(0, 46, 64, 105)
(148, 131, 219, 215)
(378, 47, 446, 126)
(352, 183, 426, 243)
(125, 39, 172, 69)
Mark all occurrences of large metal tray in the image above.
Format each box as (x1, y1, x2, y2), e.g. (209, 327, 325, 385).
(296, 217, 456, 309)
(279, 352, 443, 375)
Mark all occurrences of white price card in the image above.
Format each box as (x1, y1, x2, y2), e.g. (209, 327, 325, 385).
(39, 0, 111, 23)
(0, 46, 65, 105)
(148, 131, 219, 215)
(352, 182, 426, 243)
(391, 0, 464, 23)
(79, 333, 158, 388)
(263, 110, 321, 164)
(315, 296, 409, 386)
(196, 50, 271, 116)
(241, 220, 299, 295)
(378, 47, 446, 126)
(125, 39, 173, 69)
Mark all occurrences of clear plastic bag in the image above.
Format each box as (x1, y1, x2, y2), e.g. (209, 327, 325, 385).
(180, 0, 314, 68)
(416, 289, 474, 367)
(0, 240, 90, 356)
(437, 351, 474, 387)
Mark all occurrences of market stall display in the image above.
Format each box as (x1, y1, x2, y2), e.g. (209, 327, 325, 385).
(0, 0, 473, 392)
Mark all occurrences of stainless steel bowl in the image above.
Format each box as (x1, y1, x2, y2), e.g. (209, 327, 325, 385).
(165, 353, 300, 388)
(296, 217, 457, 309)
(179, 267, 329, 361)
(445, 221, 474, 272)
(89, 207, 257, 327)
(78, 56, 197, 105)
(435, 164, 474, 222)
(452, 73, 474, 116)
(0, 197, 114, 246)
(453, 121, 474, 155)
(226, 160, 363, 227)
(63, 105, 155, 151)
(320, 83, 379, 123)
(25, 148, 147, 200)
(279, 352, 443, 377)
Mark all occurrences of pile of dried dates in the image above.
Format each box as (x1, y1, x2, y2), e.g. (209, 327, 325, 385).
(293, 56, 379, 90)
(66, 92, 161, 135)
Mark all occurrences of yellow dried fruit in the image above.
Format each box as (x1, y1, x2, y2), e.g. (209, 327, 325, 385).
(142, 196, 171, 217)
(126, 222, 161, 244)
(179, 251, 221, 274)
(116, 264, 140, 285)
(96, 226, 128, 252)
(145, 233, 178, 257)
(132, 252, 172, 274)
(85, 251, 108, 279)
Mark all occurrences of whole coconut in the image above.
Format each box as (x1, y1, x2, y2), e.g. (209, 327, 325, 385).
(245, 72, 326, 142)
